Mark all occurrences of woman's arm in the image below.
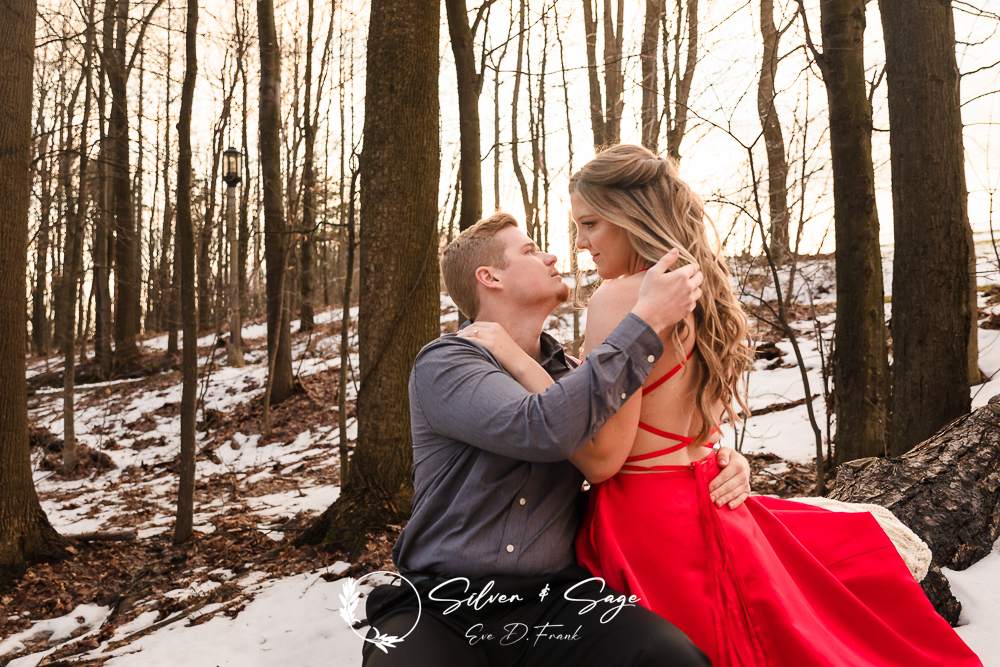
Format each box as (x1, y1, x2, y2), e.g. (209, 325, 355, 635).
(568, 280, 647, 482)
(455, 322, 554, 392)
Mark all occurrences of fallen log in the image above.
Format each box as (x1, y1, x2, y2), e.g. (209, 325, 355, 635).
(830, 394, 1000, 624)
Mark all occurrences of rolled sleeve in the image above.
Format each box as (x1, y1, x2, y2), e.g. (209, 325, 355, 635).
(412, 313, 663, 462)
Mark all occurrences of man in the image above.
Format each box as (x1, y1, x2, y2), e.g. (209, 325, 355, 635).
(363, 212, 751, 666)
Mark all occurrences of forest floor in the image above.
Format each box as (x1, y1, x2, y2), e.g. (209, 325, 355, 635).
(4, 247, 1000, 666)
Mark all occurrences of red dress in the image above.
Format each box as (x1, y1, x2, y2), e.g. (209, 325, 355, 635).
(575, 356, 982, 667)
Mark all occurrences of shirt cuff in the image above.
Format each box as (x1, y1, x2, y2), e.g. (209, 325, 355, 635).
(604, 312, 664, 372)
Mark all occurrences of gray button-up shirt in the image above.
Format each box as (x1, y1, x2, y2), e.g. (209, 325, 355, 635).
(393, 313, 663, 578)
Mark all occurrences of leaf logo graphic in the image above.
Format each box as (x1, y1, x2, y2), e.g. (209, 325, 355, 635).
(337, 571, 422, 652)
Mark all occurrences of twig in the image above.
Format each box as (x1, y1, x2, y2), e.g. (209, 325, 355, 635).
(66, 530, 137, 542)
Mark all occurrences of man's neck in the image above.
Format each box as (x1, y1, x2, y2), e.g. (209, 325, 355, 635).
(475, 303, 550, 362)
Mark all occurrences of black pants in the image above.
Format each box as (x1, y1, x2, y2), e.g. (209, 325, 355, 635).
(361, 566, 709, 667)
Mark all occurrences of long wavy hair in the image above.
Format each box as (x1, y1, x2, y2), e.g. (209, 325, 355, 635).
(570, 144, 752, 443)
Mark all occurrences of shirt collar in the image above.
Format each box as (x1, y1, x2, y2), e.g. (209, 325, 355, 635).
(458, 320, 570, 375)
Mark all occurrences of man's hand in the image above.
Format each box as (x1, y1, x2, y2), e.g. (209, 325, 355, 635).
(630, 249, 704, 335)
(707, 447, 751, 509)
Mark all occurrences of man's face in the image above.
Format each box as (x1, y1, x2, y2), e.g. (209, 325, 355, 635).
(486, 226, 570, 310)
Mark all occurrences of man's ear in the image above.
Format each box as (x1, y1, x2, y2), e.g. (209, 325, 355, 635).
(475, 266, 503, 291)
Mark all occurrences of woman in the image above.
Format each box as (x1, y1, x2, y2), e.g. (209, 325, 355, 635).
(461, 144, 981, 666)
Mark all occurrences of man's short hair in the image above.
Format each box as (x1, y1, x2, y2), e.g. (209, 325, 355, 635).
(441, 212, 519, 320)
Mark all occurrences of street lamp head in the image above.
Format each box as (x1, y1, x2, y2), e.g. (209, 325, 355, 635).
(223, 146, 242, 186)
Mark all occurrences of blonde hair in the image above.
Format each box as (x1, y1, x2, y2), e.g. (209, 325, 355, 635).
(440, 211, 518, 319)
(570, 144, 752, 443)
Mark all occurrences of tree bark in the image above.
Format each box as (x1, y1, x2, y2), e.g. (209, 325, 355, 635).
(155, 25, 174, 336)
(809, 0, 892, 464)
(63, 4, 95, 476)
(602, 0, 624, 146)
(445, 0, 485, 232)
(880, 0, 972, 456)
(108, 0, 140, 362)
(93, 0, 115, 378)
(831, 395, 1000, 624)
(32, 135, 52, 355)
(582, 0, 606, 149)
(226, 184, 243, 366)
(640, 0, 662, 151)
(300, 0, 440, 553)
(259, 0, 293, 405)
(338, 167, 358, 483)
(173, 0, 199, 545)
(758, 0, 790, 266)
(511, 0, 537, 237)
(298, 0, 317, 333)
(664, 0, 698, 161)
(0, 0, 70, 580)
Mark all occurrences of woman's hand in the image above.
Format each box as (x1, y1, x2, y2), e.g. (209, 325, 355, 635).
(707, 447, 751, 509)
(456, 322, 554, 393)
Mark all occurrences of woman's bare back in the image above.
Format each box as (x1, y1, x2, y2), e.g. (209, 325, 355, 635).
(583, 273, 722, 471)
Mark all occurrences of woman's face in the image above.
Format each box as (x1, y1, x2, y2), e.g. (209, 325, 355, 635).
(571, 190, 640, 279)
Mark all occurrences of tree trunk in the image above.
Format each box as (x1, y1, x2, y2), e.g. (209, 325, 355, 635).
(582, 0, 606, 149)
(664, 0, 698, 161)
(93, 0, 114, 378)
(32, 134, 52, 355)
(602, 0, 624, 146)
(813, 0, 892, 464)
(236, 0, 251, 321)
(108, 0, 140, 362)
(880, 0, 971, 456)
(640, 0, 662, 151)
(226, 184, 243, 366)
(298, 0, 317, 333)
(338, 167, 358, 483)
(445, 0, 484, 232)
(300, 0, 440, 553)
(758, 0, 790, 266)
(0, 0, 70, 581)
(511, 0, 537, 237)
(63, 2, 95, 476)
(831, 395, 1000, 624)
(156, 40, 174, 336)
(259, 0, 293, 404)
(173, 0, 199, 545)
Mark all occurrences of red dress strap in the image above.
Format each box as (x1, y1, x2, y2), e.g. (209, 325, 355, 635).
(642, 347, 696, 396)
(626, 439, 691, 461)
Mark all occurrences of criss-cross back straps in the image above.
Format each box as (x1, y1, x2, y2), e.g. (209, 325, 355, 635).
(642, 347, 696, 396)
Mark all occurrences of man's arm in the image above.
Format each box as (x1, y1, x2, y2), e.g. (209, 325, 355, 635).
(411, 313, 662, 463)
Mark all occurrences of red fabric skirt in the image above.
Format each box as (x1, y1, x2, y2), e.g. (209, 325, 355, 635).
(575, 452, 982, 667)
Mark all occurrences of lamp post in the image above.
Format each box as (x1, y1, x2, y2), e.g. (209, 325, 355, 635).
(223, 147, 244, 367)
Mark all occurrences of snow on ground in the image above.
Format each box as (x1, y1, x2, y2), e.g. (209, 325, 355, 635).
(13, 248, 1000, 665)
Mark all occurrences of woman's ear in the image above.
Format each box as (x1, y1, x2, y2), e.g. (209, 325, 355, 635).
(475, 266, 503, 291)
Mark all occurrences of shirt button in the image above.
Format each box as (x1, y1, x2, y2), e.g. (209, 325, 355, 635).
(506, 544, 515, 553)
(519, 498, 526, 506)
(647, 354, 656, 363)
(621, 392, 627, 399)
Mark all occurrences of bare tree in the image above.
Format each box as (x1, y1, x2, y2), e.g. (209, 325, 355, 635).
(582, 0, 625, 149)
(173, 0, 200, 545)
(797, 0, 891, 463)
(259, 0, 293, 405)
(664, 0, 698, 160)
(758, 0, 791, 266)
(881, 0, 973, 455)
(300, 0, 441, 552)
(107, 0, 165, 362)
(0, 0, 70, 579)
(445, 0, 494, 232)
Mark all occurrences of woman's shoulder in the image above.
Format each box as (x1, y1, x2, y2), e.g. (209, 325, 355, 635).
(588, 274, 643, 310)
(584, 275, 644, 349)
